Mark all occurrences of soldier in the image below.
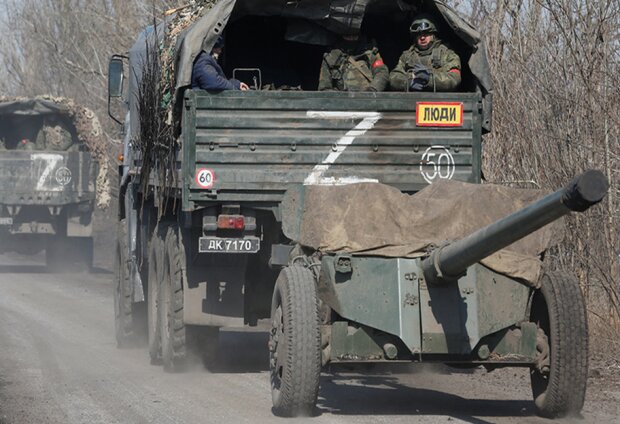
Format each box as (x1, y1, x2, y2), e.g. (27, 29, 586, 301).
(192, 36, 249, 91)
(318, 33, 389, 92)
(390, 16, 461, 92)
(15, 138, 35, 151)
(35, 116, 74, 151)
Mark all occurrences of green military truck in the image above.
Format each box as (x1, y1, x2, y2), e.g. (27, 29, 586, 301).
(0, 97, 102, 270)
(109, 0, 603, 419)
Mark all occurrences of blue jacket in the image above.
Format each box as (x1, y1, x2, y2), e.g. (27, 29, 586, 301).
(191, 51, 241, 91)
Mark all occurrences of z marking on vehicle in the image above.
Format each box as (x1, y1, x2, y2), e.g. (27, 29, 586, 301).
(32, 154, 64, 192)
(304, 111, 382, 186)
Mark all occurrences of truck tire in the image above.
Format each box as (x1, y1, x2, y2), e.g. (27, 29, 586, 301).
(147, 226, 164, 365)
(529, 271, 588, 418)
(269, 265, 321, 417)
(160, 224, 187, 372)
(114, 219, 145, 347)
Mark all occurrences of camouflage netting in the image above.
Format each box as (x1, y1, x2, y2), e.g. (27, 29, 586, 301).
(161, 1, 219, 104)
(0, 95, 111, 209)
(135, 1, 218, 212)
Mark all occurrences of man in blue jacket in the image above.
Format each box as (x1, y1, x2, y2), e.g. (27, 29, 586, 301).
(192, 36, 249, 91)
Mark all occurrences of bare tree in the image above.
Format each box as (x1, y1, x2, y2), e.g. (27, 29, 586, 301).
(0, 0, 617, 346)
(450, 0, 620, 340)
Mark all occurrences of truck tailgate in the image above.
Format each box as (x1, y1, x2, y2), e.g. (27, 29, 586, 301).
(182, 90, 482, 209)
(0, 151, 96, 205)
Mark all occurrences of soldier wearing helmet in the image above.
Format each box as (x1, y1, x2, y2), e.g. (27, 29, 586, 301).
(318, 33, 389, 92)
(389, 16, 461, 92)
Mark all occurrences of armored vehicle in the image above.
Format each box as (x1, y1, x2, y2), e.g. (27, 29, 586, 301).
(0, 98, 101, 270)
(108, 0, 603, 418)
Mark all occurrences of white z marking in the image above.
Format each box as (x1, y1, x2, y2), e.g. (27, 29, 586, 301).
(32, 154, 64, 191)
(304, 111, 382, 185)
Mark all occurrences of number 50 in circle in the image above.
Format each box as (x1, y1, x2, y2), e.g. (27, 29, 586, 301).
(195, 168, 215, 189)
(420, 146, 455, 185)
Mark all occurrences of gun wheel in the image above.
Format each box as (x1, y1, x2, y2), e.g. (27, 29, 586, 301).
(114, 219, 145, 347)
(529, 271, 588, 418)
(160, 224, 188, 372)
(269, 265, 321, 417)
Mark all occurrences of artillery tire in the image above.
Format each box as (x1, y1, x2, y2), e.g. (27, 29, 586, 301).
(530, 271, 588, 418)
(160, 225, 187, 373)
(114, 219, 145, 347)
(147, 226, 164, 365)
(269, 265, 321, 417)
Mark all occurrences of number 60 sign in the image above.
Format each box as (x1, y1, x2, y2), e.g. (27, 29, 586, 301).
(195, 168, 215, 189)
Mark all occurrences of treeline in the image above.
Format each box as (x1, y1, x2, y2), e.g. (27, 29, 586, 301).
(0, 0, 617, 334)
(453, 0, 619, 334)
(0, 0, 179, 119)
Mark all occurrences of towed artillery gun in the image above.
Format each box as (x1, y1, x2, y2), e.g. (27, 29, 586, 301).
(270, 170, 607, 418)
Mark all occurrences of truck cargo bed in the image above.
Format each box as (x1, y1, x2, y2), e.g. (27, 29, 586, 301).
(181, 90, 482, 211)
(0, 151, 96, 206)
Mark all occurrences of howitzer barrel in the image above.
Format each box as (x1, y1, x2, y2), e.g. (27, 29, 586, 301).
(422, 170, 609, 285)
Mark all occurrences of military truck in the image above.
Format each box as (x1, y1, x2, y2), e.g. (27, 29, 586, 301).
(108, 0, 603, 419)
(0, 97, 101, 270)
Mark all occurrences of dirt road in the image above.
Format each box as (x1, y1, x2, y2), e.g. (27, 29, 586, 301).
(0, 253, 618, 424)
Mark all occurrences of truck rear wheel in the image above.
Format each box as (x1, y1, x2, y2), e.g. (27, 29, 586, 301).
(529, 271, 588, 418)
(269, 265, 321, 417)
(160, 225, 187, 372)
(147, 227, 164, 365)
(114, 219, 145, 347)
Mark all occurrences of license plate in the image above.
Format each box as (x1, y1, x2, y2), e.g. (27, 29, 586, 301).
(0, 217, 13, 225)
(416, 102, 463, 127)
(199, 237, 260, 253)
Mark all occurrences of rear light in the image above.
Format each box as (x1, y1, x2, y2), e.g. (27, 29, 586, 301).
(217, 214, 245, 230)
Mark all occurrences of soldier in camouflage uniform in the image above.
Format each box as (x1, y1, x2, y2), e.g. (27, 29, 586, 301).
(15, 139, 35, 150)
(390, 17, 461, 92)
(35, 116, 74, 151)
(318, 34, 389, 92)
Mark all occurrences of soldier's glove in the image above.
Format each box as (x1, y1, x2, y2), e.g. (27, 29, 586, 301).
(410, 64, 430, 91)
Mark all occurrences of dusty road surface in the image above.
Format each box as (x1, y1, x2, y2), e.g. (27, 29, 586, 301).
(0, 252, 618, 424)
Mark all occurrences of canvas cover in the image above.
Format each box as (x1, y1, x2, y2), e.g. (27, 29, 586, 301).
(127, 0, 492, 135)
(282, 181, 562, 285)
